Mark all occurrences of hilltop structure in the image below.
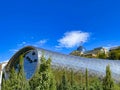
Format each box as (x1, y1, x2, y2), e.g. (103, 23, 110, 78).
(84, 47, 108, 57)
(110, 46, 120, 51)
(77, 46, 86, 53)
(70, 46, 108, 58)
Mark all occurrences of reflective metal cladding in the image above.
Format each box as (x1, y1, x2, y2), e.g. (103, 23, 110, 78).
(5, 46, 120, 82)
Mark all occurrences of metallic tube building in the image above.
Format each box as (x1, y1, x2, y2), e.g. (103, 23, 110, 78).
(2, 46, 120, 83)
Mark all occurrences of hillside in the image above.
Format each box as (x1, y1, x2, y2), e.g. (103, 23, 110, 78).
(70, 46, 120, 60)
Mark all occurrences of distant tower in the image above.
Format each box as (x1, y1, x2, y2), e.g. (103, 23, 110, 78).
(77, 46, 86, 53)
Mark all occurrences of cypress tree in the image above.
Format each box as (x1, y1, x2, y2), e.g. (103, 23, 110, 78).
(85, 68, 89, 90)
(5, 67, 19, 90)
(2, 55, 30, 90)
(29, 55, 56, 90)
(49, 75, 56, 90)
(70, 70, 74, 87)
(39, 56, 51, 90)
(60, 71, 69, 90)
(1, 78, 6, 90)
(29, 55, 47, 90)
(103, 65, 114, 90)
(29, 72, 42, 89)
(90, 77, 103, 90)
(70, 69, 78, 90)
(2, 78, 11, 90)
(79, 72, 83, 89)
(58, 83, 63, 90)
(47, 58, 56, 90)
(17, 55, 30, 90)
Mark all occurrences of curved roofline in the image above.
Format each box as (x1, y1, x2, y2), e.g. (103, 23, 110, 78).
(6, 45, 120, 71)
(5, 46, 37, 71)
(4, 45, 120, 82)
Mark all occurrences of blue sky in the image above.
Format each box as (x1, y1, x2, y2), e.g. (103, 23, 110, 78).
(0, 0, 120, 62)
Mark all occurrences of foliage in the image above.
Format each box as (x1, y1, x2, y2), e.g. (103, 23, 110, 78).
(85, 68, 89, 90)
(97, 52, 107, 59)
(2, 54, 30, 90)
(2, 55, 120, 90)
(109, 49, 120, 60)
(89, 77, 103, 90)
(103, 65, 114, 90)
(29, 55, 56, 90)
(71, 46, 120, 60)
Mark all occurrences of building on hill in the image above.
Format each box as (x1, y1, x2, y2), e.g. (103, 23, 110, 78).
(71, 46, 108, 58)
(70, 46, 86, 56)
(109, 46, 120, 51)
(83, 47, 108, 58)
(77, 46, 86, 53)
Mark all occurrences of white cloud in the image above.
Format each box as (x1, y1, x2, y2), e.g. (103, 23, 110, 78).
(104, 44, 119, 50)
(56, 31, 89, 48)
(17, 41, 27, 47)
(9, 39, 47, 54)
(0, 60, 9, 63)
(17, 39, 47, 47)
(9, 49, 19, 53)
(34, 39, 47, 47)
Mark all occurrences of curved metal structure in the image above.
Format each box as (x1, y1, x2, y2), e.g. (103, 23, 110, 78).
(4, 46, 120, 82)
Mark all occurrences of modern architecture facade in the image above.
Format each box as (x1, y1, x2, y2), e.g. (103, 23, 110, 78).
(0, 46, 120, 89)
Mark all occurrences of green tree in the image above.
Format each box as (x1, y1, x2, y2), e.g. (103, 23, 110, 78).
(103, 65, 114, 90)
(47, 57, 56, 90)
(70, 70, 74, 88)
(70, 70, 79, 90)
(89, 77, 103, 90)
(2, 67, 19, 90)
(109, 50, 120, 60)
(79, 72, 83, 89)
(59, 71, 69, 90)
(2, 55, 30, 90)
(98, 52, 107, 59)
(85, 68, 89, 90)
(17, 55, 30, 90)
(29, 55, 56, 90)
(29, 72, 41, 89)
(2, 77, 11, 90)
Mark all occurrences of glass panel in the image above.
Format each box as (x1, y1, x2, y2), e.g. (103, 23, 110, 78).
(24, 50, 38, 79)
